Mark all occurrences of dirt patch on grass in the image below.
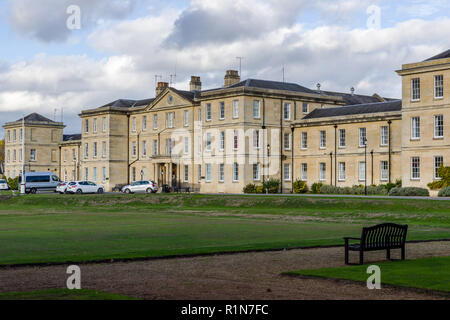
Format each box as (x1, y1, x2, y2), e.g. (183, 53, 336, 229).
(0, 241, 448, 300)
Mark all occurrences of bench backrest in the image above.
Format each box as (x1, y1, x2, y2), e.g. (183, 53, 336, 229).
(361, 223, 408, 249)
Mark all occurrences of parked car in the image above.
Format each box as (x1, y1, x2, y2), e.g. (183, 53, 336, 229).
(121, 181, 158, 194)
(56, 182, 69, 194)
(0, 179, 10, 191)
(66, 181, 105, 194)
(22, 172, 61, 194)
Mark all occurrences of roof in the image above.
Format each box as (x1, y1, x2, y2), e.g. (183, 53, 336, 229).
(316, 91, 394, 105)
(63, 134, 81, 142)
(169, 87, 200, 101)
(424, 49, 450, 62)
(100, 98, 154, 109)
(223, 79, 317, 94)
(17, 113, 55, 123)
(303, 100, 402, 120)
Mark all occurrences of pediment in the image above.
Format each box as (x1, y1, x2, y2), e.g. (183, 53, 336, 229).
(146, 88, 194, 111)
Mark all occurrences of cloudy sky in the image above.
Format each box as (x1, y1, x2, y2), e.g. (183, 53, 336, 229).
(0, 0, 449, 136)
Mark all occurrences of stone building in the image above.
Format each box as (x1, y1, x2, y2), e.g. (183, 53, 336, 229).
(3, 50, 449, 194)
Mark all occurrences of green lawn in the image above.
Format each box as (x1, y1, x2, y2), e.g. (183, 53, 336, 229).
(0, 194, 448, 266)
(0, 289, 136, 300)
(283, 256, 450, 293)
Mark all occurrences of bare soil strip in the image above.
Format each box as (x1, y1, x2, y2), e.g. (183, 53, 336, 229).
(0, 241, 449, 300)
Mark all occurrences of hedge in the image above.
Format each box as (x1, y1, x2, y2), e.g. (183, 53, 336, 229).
(388, 187, 430, 197)
(438, 187, 450, 197)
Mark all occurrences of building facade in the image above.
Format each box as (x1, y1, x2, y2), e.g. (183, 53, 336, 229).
(3, 50, 449, 194)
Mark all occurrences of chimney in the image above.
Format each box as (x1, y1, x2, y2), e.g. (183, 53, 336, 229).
(316, 83, 321, 92)
(156, 82, 169, 96)
(224, 70, 240, 87)
(189, 76, 202, 92)
(350, 87, 355, 96)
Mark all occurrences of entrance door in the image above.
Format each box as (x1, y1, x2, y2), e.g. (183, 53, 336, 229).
(172, 164, 177, 188)
(159, 164, 167, 186)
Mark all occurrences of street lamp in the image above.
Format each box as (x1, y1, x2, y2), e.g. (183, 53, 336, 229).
(364, 138, 367, 196)
(266, 144, 271, 194)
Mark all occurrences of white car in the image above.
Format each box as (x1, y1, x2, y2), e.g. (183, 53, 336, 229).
(66, 181, 105, 194)
(56, 182, 69, 194)
(121, 180, 158, 194)
(0, 179, 9, 191)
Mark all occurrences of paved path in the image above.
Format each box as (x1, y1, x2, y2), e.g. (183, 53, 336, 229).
(0, 241, 449, 300)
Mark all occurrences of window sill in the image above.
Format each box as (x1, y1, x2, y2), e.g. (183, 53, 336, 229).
(410, 138, 421, 141)
(433, 137, 444, 140)
(410, 99, 420, 103)
(434, 97, 444, 100)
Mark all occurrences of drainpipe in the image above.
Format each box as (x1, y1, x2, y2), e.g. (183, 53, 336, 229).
(371, 150, 374, 185)
(127, 115, 130, 185)
(262, 97, 266, 184)
(280, 99, 283, 194)
(388, 120, 392, 183)
(291, 126, 294, 193)
(58, 146, 62, 179)
(334, 125, 338, 186)
(330, 152, 333, 185)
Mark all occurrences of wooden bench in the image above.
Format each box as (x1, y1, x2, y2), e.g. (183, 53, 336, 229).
(344, 223, 408, 265)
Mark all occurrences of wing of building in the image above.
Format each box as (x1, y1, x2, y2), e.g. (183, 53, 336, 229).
(3, 50, 449, 195)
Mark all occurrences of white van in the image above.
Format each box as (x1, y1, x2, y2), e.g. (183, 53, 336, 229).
(23, 172, 61, 194)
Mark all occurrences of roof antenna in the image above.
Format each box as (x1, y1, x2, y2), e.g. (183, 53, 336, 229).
(236, 56, 244, 77)
(351, 87, 355, 96)
(54, 108, 57, 121)
(282, 64, 285, 82)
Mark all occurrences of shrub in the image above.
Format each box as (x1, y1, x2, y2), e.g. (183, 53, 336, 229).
(318, 184, 388, 195)
(428, 166, 450, 190)
(311, 182, 323, 194)
(438, 186, 450, 197)
(395, 179, 402, 188)
(255, 185, 264, 194)
(293, 180, 308, 194)
(7, 177, 19, 190)
(388, 187, 429, 197)
(263, 179, 280, 194)
(243, 183, 257, 194)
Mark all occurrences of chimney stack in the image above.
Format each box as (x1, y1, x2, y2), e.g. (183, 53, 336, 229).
(156, 82, 169, 96)
(224, 70, 240, 87)
(189, 76, 202, 92)
(350, 87, 355, 96)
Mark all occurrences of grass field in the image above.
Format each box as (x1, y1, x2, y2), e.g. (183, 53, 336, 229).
(283, 256, 450, 293)
(0, 193, 449, 266)
(0, 289, 136, 300)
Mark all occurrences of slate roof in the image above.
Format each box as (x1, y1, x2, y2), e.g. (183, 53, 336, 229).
(63, 134, 81, 142)
(17, 113, 55, 123)
(424, 49, 450, 61)
(303, 100, 402, 120)
(100, 98, 154, 109)
(317, 91, 395, 106)
(224, 79, 317, 94)
(170, 88, 200, 101)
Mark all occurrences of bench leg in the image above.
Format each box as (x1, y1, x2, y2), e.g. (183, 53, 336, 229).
(401, 246, 406, 260)
(386, 248, 391, 260)
(345, 245, 349, 265)
(359, 250, 364, 265)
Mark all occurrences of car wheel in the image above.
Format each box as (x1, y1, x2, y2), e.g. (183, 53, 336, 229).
(146, 188, 153, 194)
(125, 189, 131, 194)
(30, 188, 37, 194)
(97, 188, 104, 194)
(76, 189, 83, 194)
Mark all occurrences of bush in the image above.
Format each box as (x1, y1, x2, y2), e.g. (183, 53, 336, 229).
(255, 185, 264, 194)
(243, 183, 257, 194)
(438, 187, 450, 197)
(293, 180, 308, 194)
(428, 166, 450, 190)
(263, 179, 280, 194)
(318, 184, 388, 195)
(7, 177, 19, 190)
(395, 179, 402, 188)
(311, 182, 323, 194)
(388, 187, 429, 197)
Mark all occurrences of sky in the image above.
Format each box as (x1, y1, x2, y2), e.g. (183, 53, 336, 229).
(0, 0, 449, 137)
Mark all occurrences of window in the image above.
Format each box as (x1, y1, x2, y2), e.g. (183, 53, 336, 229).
(320, 131, 326, 149)
(219, 164, 224, 182)
(102, 167, 106, 182)
(153, 140, 158, 156)
(85, 168, 88, 180)
(132, 167, 136, 182)
(253, 100, 260, 119)
(434, 115, 444, 138)
(7, 150, 10, 163)
(359, 128, 367, 147)
(434, 75, 444, 98)
(339, 162, 346, 181)
(411, 157, 420, 179)
(132, 117, 136, 132)
(253, 130, 260, 149)
(198, 109, 202, 122)
(13, 129, 16, 141)
(72, 170, 76, 181)
(284, 133, 291, 150)
(301, 163, 307, 181)
(233, 100, 239, 118)
(102, 117, 107, 132)
(198, 164, 202, 181)
(167, 112, 174, 128)
(319, 163, 326, 181)
(184, 165, 189, 182)
(93, 167, 97, 181)
(142, 141, 147, 156)
(93, 118, 97, 133)
(93, 142, 98, 158)
(184, 137, 189, 154)
(184, 110, 189, 126)
(166, 139, 173, 155)
(302, 102, 309, 114)
(13, 150, 16, 162)
(380, 161, 388, 181)
(20, 128, 23, 141)
(206, 164, 211, 182)
(153, 114, 158, 130)
(85, 119, 89, 133)
(72, 149, 76, 161)
(198, 136, 202, 154)
(339, 129, 346, 147)
(301, 132, 307, 149)
(7, 130, 10, 142)
(233, 163, 239, 181)
(434, 156, 443, 180)
(30, 149, 36, 161)
(220, 131, 225, 151)
(142, 116, 147, 131)
(284, 103, 291, 120)
(411, 117, 420, 139)
(132, 141, 137, 157)
(64, 170, 67, 182)
(253, 163, 260, 181)
(233, 130, 239, 149)
(84, 143, 88, 158)
(102, 141, 107, 157)
(359, 162, 366, 181)
(380, 126, 388, 146)
(206, 104, 212, 121)
(219, 102, 225, 120)
(411, 78, 420, 101)
(284, 163, 291, 181)
(206, 133, 211, 151)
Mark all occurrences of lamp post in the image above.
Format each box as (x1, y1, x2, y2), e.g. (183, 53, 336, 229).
(266, 144, 271, 194)
(364, 138, 367, 196)
(20, 115, 25, 195)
